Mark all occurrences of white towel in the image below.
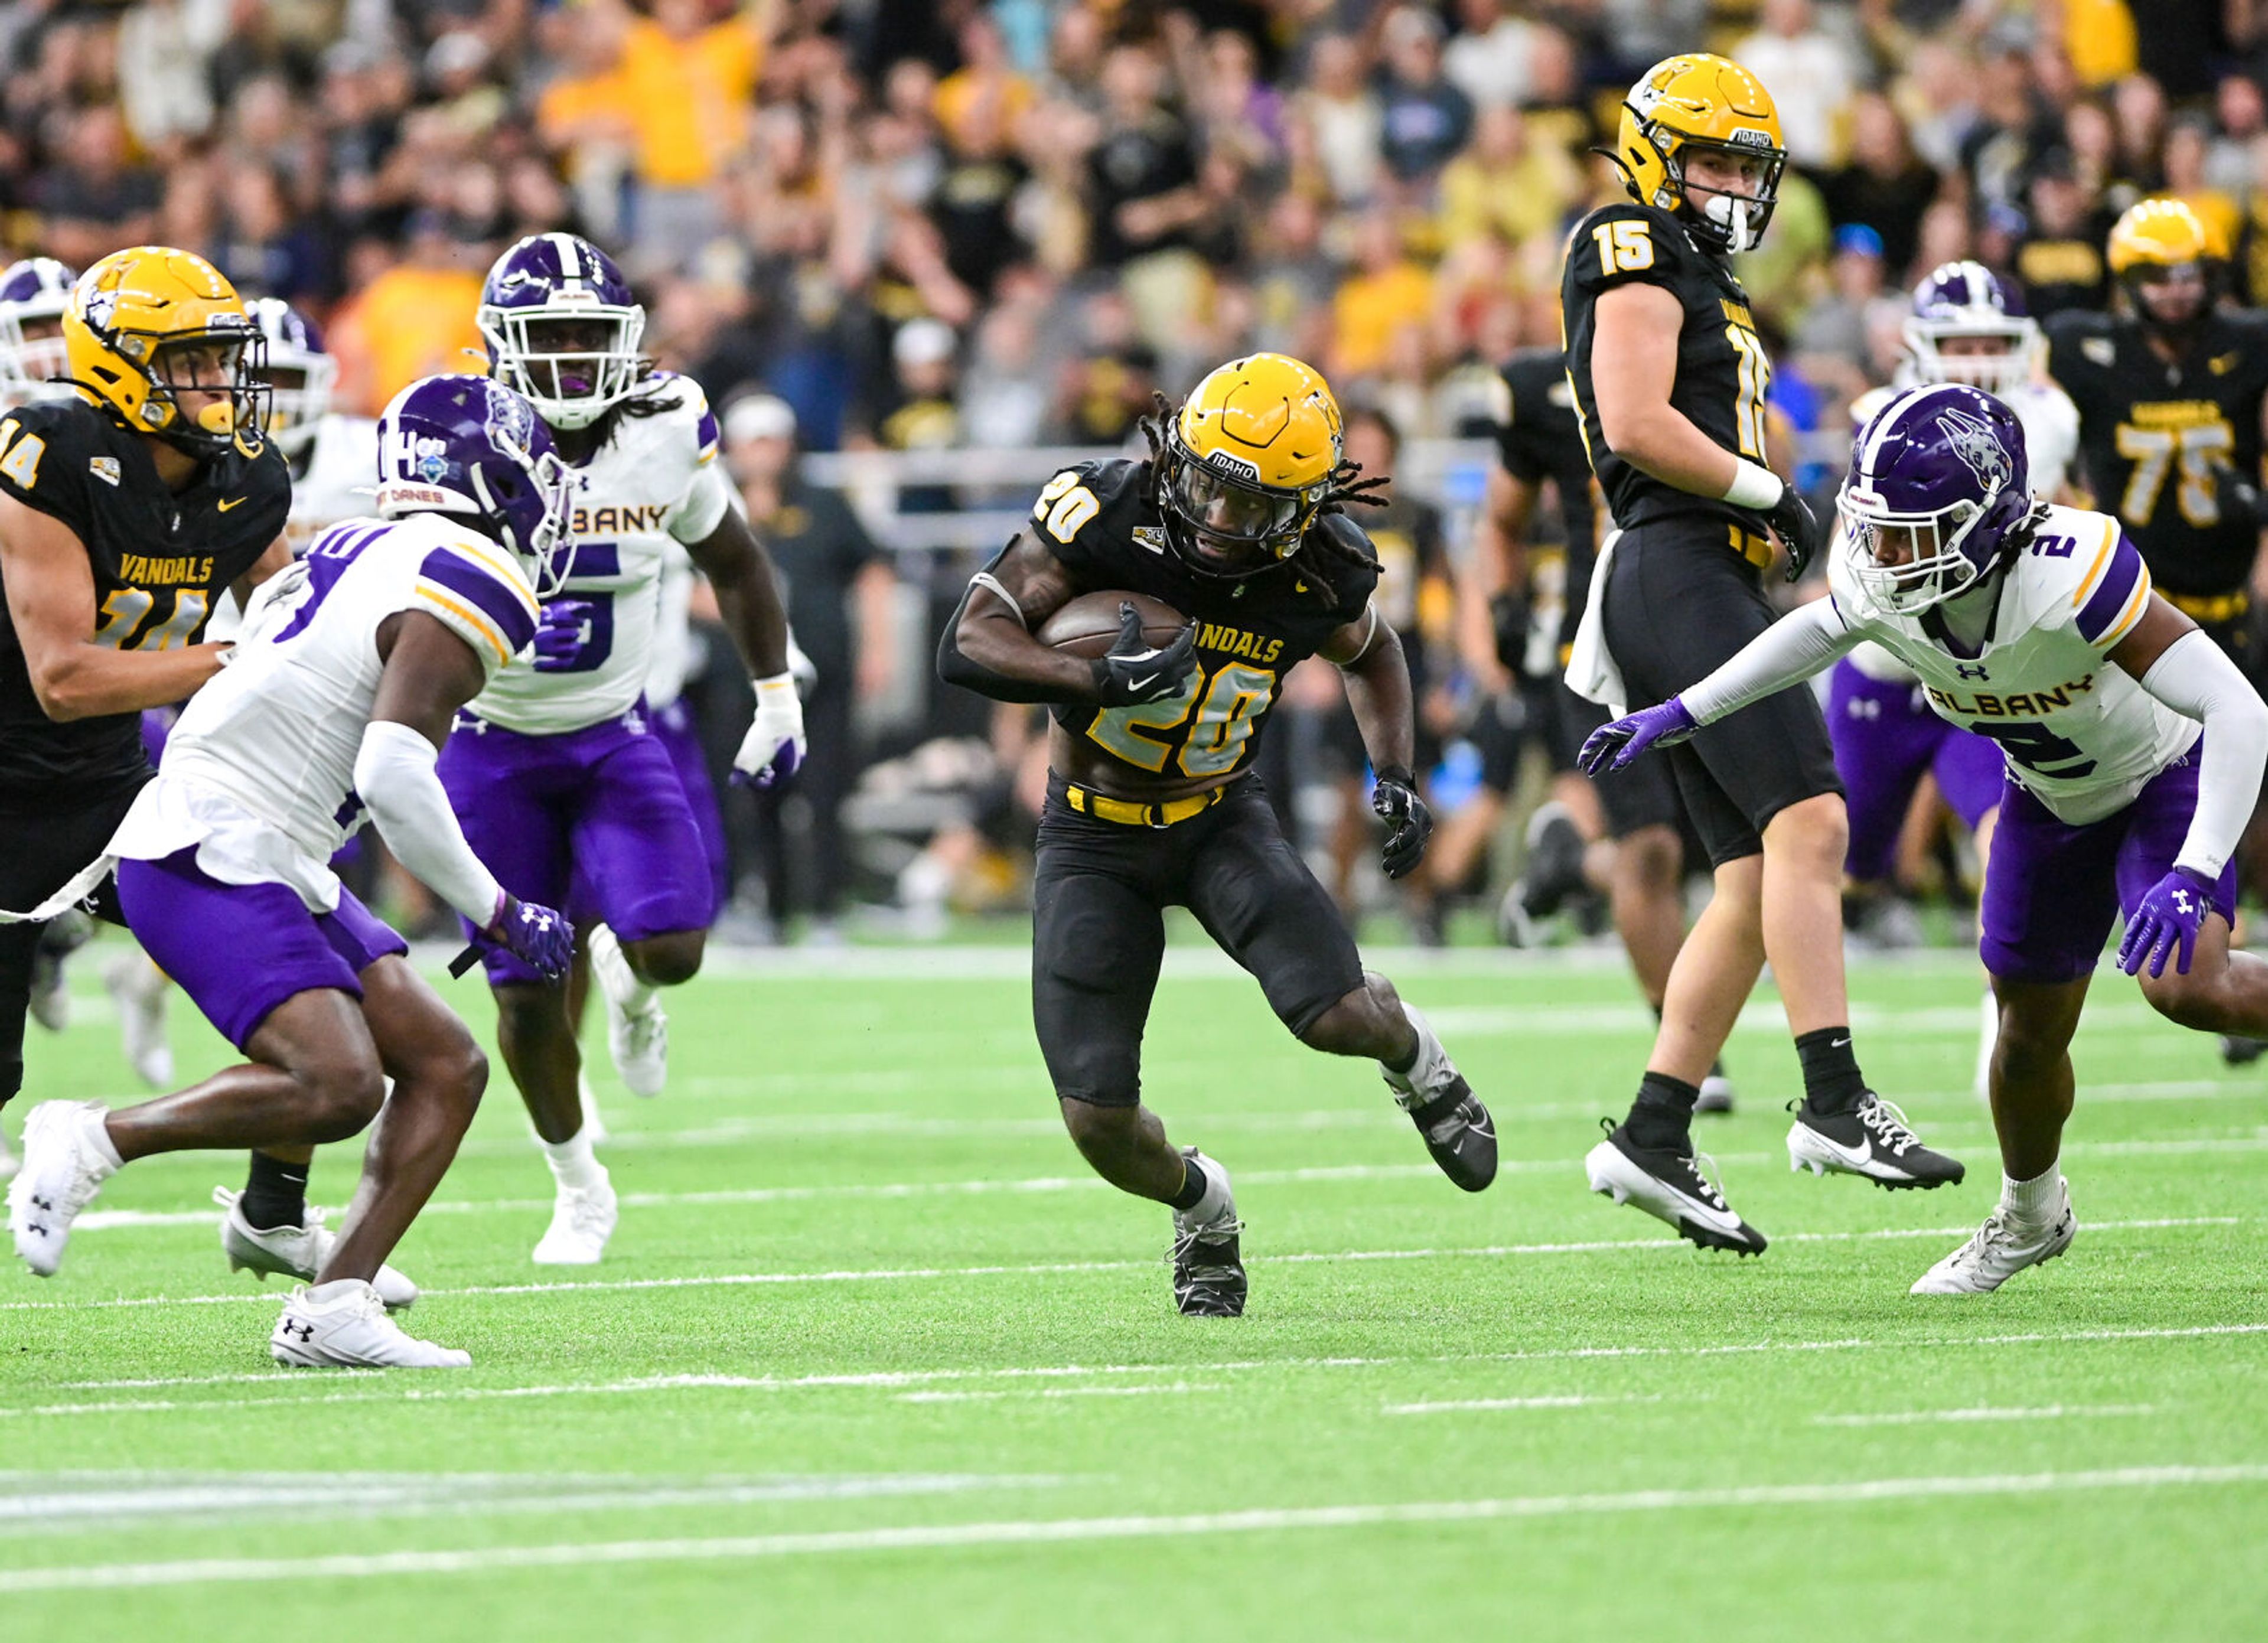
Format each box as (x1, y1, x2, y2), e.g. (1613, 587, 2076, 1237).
(1564, 527, 1627, 715)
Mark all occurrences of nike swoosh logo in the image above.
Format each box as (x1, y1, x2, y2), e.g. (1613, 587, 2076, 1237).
(217, 496, 245, 512)
(1830, 1036, 1850, 1048)
(1127, 673, 1159, 692)
(1800, 1129, 1874, 1168)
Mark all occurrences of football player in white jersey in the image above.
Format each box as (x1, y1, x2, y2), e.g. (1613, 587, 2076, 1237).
(6, 376, 577, 1364)
(1833, 263, 2082, 1092)
(444, 233, 801, 1264)
(1583, 384, 2268, 1292)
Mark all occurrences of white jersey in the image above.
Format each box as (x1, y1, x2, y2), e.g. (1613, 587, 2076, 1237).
(1826, 502, 2195, 824)
(287, 414, 381, 543)
(471, 372, 731, 734)
(1846, 376, 2084, 685)
(108, 514, 540, 909)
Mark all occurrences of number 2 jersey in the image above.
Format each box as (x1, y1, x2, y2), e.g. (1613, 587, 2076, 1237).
(467, 372, 730, 735)
(1031, 457, 1377, 784)
(1824, 503, 2195, 824)
(0, 399, 288, 800)
(2045, 307, 2268, 599)
(1560, 201, 1773, 536)
(110, 513, 540, 907)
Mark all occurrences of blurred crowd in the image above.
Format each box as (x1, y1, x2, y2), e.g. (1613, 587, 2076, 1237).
(6, 0, 2268, 938)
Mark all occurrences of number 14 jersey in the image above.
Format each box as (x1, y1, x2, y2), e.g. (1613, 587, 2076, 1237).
(1825, 503, 2197, 824)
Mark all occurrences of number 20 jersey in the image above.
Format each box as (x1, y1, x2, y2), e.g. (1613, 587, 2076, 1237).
(468, 373, 731, 735)
(1825, 503, 2196, 824)
(1032, 457, 1376, 783)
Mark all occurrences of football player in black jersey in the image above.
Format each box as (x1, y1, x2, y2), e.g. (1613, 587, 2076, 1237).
(1565, 56, 1962, 1254)
(939, 352, 1496, 1316)
(2045, 198, 2268, 1065)
(0, 246, 291, 1167)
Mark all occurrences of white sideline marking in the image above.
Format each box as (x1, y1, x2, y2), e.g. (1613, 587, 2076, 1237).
(1812, 1405, 2160, 1427)
(2, 1216, 2239, 1314)
(895, 1383, 1221, 1404)
(3, 1465, 2265, 1591)
(1384, 1394, 1657, 1414)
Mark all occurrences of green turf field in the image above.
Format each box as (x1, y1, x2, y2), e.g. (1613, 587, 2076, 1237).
(3, 933, 2264, 1639)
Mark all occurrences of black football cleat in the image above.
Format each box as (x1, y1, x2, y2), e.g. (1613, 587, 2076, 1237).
(1517, 801, 1589, 921)
(1170, 1150, 1246, 1317)
(2219, 1034, 2267, 1067)
(1405, 1078, 1497, 1192)
(1785, 1094, 1964, 1189)
(1584, 1119, 1767, 1255)
(1693, 1059, 1735, 1116)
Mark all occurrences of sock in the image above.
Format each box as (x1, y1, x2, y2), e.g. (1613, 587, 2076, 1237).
(240, 1151, 309, 1230)
(1795, 1026, 1867, 1115)
(1625, 1071, 1699, 1151)
(1382, 1001, 1456, 1103)
(2002, 1165, 2062, 1228)
(540, 1127, 606, 1192)
(1170, 1153, 1231, 1223)
(1168, 1154, 1209, 1211)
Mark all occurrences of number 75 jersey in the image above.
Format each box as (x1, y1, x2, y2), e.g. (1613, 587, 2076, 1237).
(1029, 457, 1376, 783)
(1825, 503, 2199, 824)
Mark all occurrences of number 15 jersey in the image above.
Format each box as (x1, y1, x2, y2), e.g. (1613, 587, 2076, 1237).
(1825, 503, 2197, 824)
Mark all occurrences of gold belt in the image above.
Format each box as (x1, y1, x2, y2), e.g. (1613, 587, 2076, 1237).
(2165, 587, 2251, 624)
(1064, 782, 1227, 829)
(1727, 524, 1774, 571)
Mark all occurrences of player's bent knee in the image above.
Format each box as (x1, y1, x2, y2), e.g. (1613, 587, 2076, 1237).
(1765, 794, 1848, 871)
(296, 1048, 388, 1143)
(1057, 1094, 1142, 1159)
(625, 931, 704, 988)
(1616, 827, 1681, 895)
(1296, 978, 1398, 1058)
(2136, 965, 2221, 1031)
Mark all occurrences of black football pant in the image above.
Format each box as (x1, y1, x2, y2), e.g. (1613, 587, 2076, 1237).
(0, 788, 139, 1109)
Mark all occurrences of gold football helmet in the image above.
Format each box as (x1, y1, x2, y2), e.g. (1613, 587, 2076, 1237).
(62, 246, 266, 456)
(2107, 198, 2214, 337)
(1156, 353, 1343, 578)
(1611, 54, 1787, 253)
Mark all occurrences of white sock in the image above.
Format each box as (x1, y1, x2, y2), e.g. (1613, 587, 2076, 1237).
(592, 927, 656, 1013)
(540, 1127, 606, 1192)
(83, 1106, 123, 1172)
(1178, 1153, 1233, 1224)
(1383, 1000, 1454, 1103)
(2002, 1165, 2062, 1228)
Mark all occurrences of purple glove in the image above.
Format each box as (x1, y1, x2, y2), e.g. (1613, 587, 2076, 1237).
(2118, 866, 2218, 978)
(1577, 697, 1699, 775)
(532, 599, 596, 668)
(488, 894, 574, 982)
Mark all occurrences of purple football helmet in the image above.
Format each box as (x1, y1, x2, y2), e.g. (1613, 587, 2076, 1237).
(0, 257, 79, 408)
(476, 233, 646, 431)
(374, 374, 578, 595)
(243, 297, 336, 459)
(1903, 260, 2038, 396)
(1841, 383, 2033, 614)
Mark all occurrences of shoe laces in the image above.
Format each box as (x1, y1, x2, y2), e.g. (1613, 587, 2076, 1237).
(1171, 1216, 1243, 1266)
(561, 1185, 613, 1234)
(1858, 1095, 1922, 1155)
(1681, 1150, 1731, 1211)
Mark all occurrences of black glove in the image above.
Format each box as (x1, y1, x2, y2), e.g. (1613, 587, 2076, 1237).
(2211, 458, 2264, 533)
(1764, 485, 1824, 583)
(1488, 589, 1530, 673)
(1090, 602, 1198, 707)
(1371, 765, 1433, 880)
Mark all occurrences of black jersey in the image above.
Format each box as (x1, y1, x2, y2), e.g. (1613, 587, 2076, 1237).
(1033, 457, 1376, 783)
(2045, 308, 2268, 598)
(0, 402, 289, 798)
(1560, 201, 1774, 537)
(1493, 347, 1599, 648)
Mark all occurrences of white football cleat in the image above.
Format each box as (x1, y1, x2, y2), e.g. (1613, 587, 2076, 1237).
(103, 950, 173, 1088)
(7, 1100, 119, 1276)
(1911, 1186, 2077, 1295)
(532, 1172, 618, 1264)
(213, 1186, 419, 1312)
(588, 924, 667, 1097)
(272, 1280, 469, 1368)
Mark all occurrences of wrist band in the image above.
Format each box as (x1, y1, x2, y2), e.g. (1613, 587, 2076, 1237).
(1722, 458, 1784, 512)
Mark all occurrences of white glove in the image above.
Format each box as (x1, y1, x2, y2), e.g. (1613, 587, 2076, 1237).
(734, 673, 806, 789)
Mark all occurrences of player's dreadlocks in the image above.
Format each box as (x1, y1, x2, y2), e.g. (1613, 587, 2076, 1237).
(1138, 392, 1390, 581)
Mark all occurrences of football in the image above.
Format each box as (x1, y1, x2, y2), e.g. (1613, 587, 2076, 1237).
(1035, 591, 1189, 658)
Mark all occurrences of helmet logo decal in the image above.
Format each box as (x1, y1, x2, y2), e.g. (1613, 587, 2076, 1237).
(414, 438, 451, 484)
(1936, 406, 2009, 493)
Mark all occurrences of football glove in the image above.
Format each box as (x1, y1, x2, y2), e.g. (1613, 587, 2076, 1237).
(2118, 866, 2218, 979)
(1091, 602, 1198, 707)
(532, 598, 598, 669)
(732, 673, 806, 789)
(1371, 765, 1433, 879)
(1488, 589, 1530, 673)
(487, 894, 573, 982)
(1765, 486, 1824, 583)
(2210, 458, 2263, 534)
(1577, 697, 1699, 774)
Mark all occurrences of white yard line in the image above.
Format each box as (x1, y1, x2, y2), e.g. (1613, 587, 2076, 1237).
(1384, 1394, 1658, 1414)
(2, 1465, 2264, 1592)
(1811, 1405, 2161, 1427)
(895, 1384, 1222, 1403)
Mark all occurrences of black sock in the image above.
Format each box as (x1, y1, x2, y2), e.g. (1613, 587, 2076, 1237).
(1168, 1155, 1210, 1212)
(1625, 1071, 1699, 1151)
(1795, 1027, 1866, 1116)
(240, 1152, 309, 1231)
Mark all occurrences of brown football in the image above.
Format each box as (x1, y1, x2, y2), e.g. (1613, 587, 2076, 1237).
(1035, 591, 1189, 658)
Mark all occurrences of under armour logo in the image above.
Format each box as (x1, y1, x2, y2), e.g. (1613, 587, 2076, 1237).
(1955, 664, 1989, 682)
(280, 1321, 315, 1342)
(2175, 890, 2195, 914)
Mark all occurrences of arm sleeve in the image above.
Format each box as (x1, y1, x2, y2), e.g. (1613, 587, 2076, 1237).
(2137, 629, 2268, 879)
(934, 571, 1079, 704)
(353, 719, 506, 928)
(1678, 597, 1862, 724)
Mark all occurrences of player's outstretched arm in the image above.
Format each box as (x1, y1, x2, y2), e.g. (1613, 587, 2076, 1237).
(0, 493, 230, 720)
(938, 533, 1107, 705)
(1325, 605, 1431, 878)
(686, 508, 806, 787)
(1578, 597, 1859, 774)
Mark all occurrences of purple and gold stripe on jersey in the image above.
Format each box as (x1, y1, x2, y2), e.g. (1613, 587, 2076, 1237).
(415, 546, 539, 669)
(695, 402, 720, 465)
(2073, 523, 2151, 650)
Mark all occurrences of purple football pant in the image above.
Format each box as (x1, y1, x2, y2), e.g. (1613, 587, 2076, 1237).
(116, 847, 408, 1051)
(439, 709, 719, 985)
(1829, 659, 2005, 883)
(1980, 741, 2238, 984)
(651, 699, 729, 912)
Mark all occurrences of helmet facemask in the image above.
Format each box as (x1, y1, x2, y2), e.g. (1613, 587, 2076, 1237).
(2122, 260, 2213, 347)
(1635, 120, 1785, 253)
(136, 327, 270, 457)
(480, 304, 646, 431)
(1840, 490, 1999, 615)
(0, 317, 71, 406)
(1158, 420, 1324, 579)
